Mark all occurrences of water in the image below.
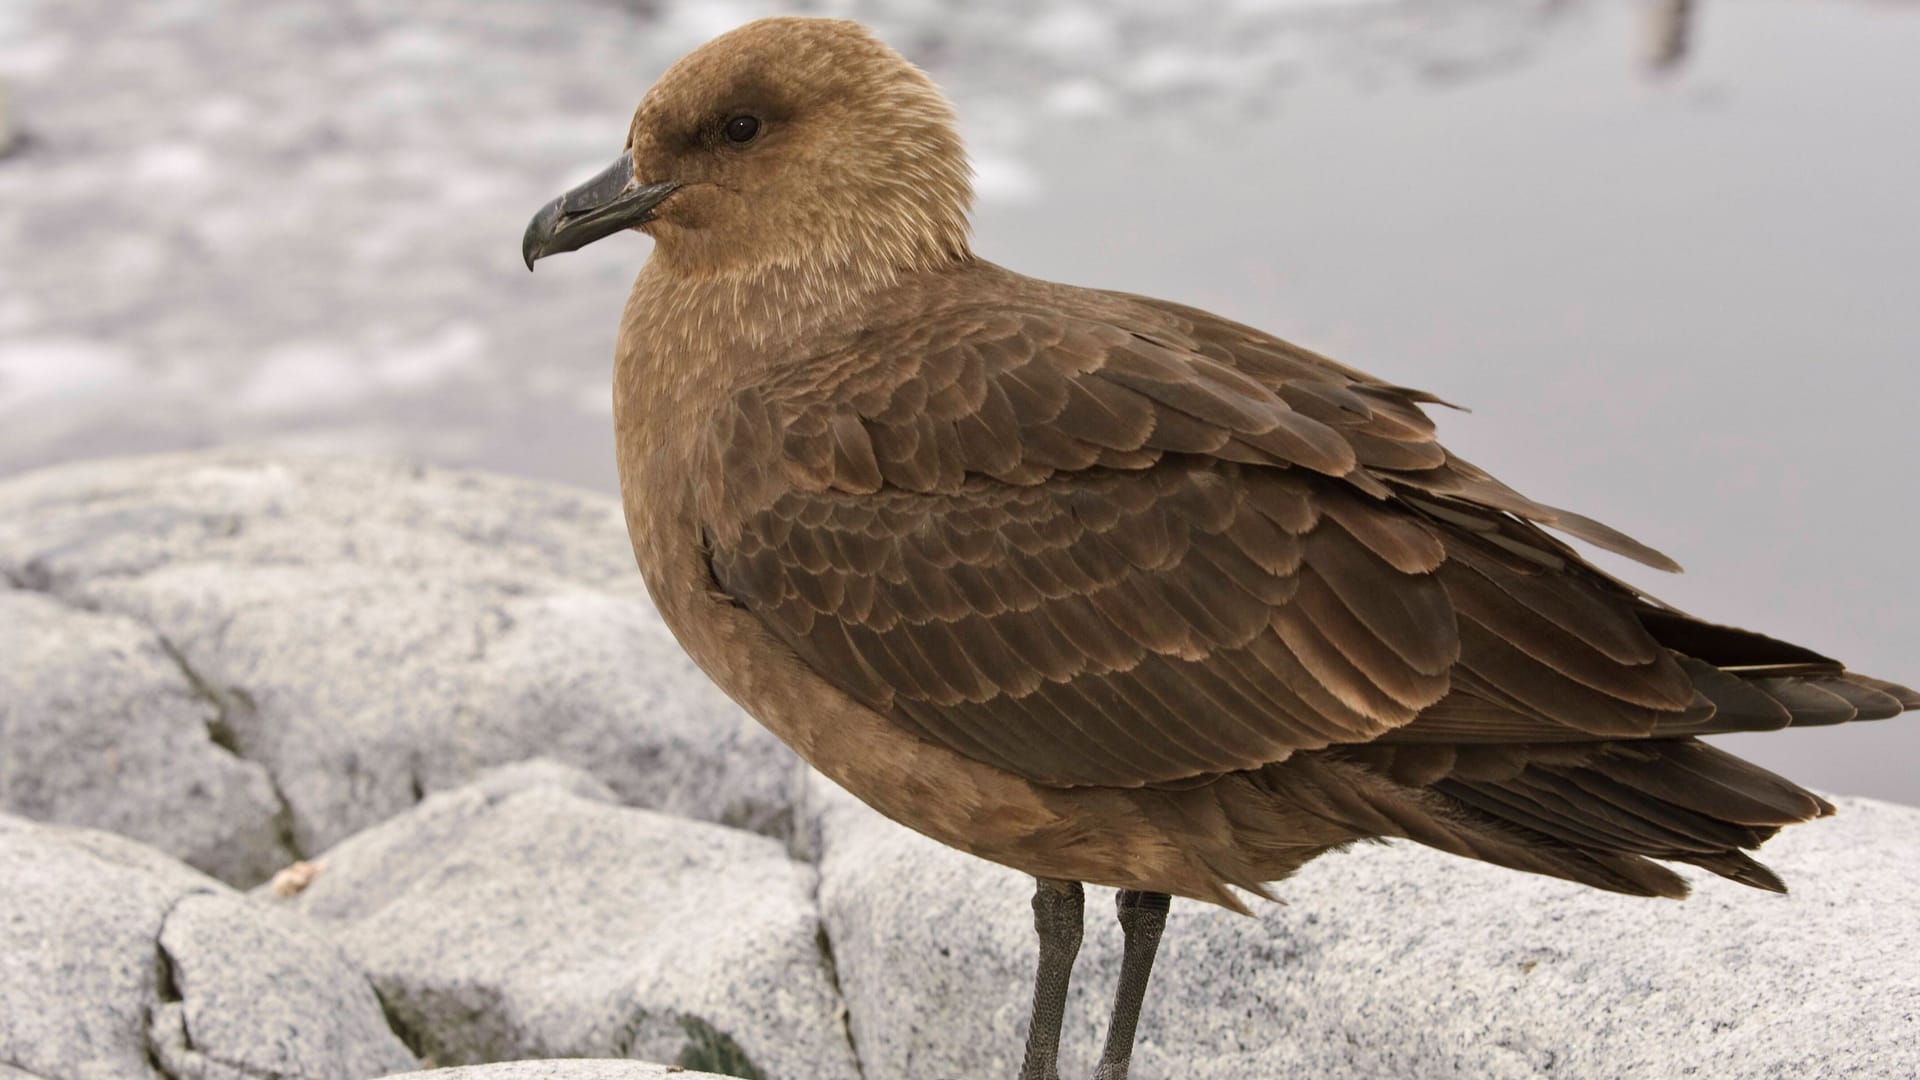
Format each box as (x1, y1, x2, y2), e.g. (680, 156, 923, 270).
(2, 0, 1915, 801)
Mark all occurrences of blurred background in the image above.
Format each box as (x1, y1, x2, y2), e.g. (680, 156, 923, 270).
(1, 0, 1915, 802)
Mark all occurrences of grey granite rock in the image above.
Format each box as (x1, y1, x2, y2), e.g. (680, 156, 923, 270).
(0, 451, 802, 858)
(0, 588, 290, 886)
(0, 813, 415, 1080)
(814, 775, 1920, 1079)
(273, 762, 860, 1080)
(385, 1064, 734, 1080)
(6, 449, 1915, 1079)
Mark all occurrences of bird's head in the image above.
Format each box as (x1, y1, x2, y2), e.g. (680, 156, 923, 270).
(522, 17, 973, 283)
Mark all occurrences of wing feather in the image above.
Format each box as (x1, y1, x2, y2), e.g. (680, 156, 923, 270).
(695, 281, 1911, 792)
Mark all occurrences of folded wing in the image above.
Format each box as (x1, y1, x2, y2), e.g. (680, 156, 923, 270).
(695, 287, 1905, 791)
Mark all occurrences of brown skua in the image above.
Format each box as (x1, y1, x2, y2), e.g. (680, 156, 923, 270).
(523, 17, 1918, 1078)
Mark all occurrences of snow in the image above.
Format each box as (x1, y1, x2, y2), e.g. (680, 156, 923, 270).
(0, 0, 1599, 481)
(0, 339, 138, 412)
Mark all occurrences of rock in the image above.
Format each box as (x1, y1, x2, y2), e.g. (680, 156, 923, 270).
(0, 813, 416, 1079)
(0, 589, 291, 886)
(148, 891, 424, 1080)
(814, 776, 1920, 1079)
(0, 451, 802, 859)
(7, 449, 1916, 1079)
(271, 762, 861, 1079)
(385, 1064, 734, 1080)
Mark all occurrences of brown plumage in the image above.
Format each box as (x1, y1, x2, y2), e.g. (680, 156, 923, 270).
(522, 16, 1916, 1077)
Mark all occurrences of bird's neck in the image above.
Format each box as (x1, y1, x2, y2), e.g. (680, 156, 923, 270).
(612, 253, 894, 471)
(617, 240, 971, 407)
(627, 258, 855, 365)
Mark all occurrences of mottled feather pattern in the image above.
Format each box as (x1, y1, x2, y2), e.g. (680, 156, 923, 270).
(691, 263, 1916, 897)
(716, 461, 1443, 785)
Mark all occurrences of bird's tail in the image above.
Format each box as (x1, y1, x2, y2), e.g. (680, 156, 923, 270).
(1293, 738, 1839, 899)
(1225, 599, 1915, 903)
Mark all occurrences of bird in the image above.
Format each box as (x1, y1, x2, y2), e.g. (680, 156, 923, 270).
(521, 16, 1917, 1079)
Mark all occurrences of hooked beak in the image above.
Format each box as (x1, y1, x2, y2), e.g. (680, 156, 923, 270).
(521, 152, 680, 270)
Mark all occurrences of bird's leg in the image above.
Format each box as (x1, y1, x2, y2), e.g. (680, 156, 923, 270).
(1090, 889, 1171, 1080)
(1018, 877, 1085, 1080)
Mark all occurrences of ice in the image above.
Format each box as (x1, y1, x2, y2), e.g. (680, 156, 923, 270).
(970, 152, 1042, 205)
(129, 143, 214, 186)
(1041, 79, 1116, 119)
(373, 324, 488, 393)
(0, 339, 139, 412)
(1021, 7, 1123, 63)
(656, 2, 777, 49)
(235, 342, 370, 416)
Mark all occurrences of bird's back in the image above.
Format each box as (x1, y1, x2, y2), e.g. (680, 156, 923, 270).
(686, 259, 1917, 903)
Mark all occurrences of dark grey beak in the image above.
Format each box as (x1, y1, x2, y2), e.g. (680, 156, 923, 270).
(522, 152, 680, 270)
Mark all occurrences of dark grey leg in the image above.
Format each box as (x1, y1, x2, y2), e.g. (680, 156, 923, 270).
(1018, 878, 1085, 1080)
(1091, 890, 1171, 1080)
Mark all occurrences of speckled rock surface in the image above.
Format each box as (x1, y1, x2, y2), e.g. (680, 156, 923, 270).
(270, 762, 860, 1079)
(5, 450, 1918, 1080)
(0, 813, 417, 1079)
(815, 775, 1920, 1079)
(0, 588, 290, 886)
(384, 1063, 736, 1080)
(0, 451, 802, 859)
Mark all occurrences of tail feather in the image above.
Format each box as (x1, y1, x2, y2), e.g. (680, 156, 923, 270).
(1332, 737, 1835, 897)
(1677, 850, 1787, 894)
(1283, 594, 1913, 902)
(1278, 752, 1695, 899)
(1582, 738, 1833, 824)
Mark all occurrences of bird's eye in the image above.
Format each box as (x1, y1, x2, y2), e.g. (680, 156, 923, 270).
(724, 115, 761, 144)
